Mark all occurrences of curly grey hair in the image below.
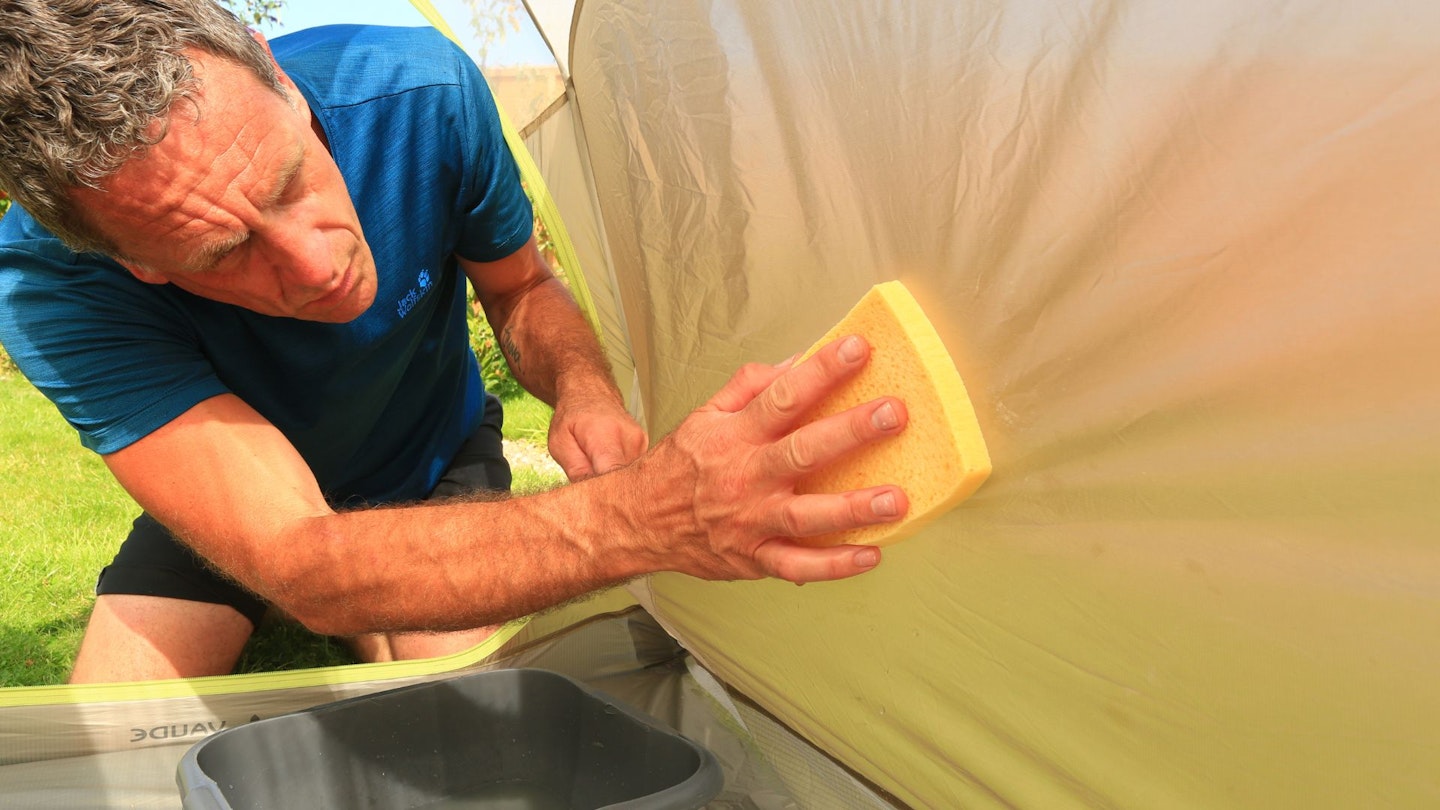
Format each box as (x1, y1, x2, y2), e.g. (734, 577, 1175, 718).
(0, 0, 284, 254)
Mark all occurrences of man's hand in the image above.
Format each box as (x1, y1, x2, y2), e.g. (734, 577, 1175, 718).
(461, 236, 647, 481)
(548, 386, 648, 480)
(632, 334, 910, 584)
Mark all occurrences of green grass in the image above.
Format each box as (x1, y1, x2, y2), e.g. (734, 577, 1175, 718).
(503, 394, 570, 495)
(0, 375, 134, 686)
(502, 393, 555, 445)
(0, 372, 558, 687)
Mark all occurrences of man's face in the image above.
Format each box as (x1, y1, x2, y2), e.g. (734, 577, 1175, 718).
(73, 48, 378, 323)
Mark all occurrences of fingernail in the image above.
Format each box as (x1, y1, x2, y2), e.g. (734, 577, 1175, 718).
(871, 402, 898, 430)
(855, 547, 881, 568)
(872, 491, 898, 516)
(838, 336, 864, 363)
(775, 352, 800, 369)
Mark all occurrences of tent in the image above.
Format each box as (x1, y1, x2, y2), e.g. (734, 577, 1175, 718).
(4, 0, 1439, 806)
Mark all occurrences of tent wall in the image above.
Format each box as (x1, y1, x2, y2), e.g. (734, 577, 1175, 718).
(521, 101, 643, 417)
(560, 0, 1440, 806)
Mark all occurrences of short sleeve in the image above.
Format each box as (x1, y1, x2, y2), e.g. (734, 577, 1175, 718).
(452, 48, 534, 263)
(0, 212, 229, 454)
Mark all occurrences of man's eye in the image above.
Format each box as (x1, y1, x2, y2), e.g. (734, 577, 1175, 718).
(198, 243, 246, 274)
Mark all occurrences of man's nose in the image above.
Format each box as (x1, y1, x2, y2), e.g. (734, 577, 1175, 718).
(265, 228, 344, 289)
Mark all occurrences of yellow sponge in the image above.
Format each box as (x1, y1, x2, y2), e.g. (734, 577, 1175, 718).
(795, 281, 991, 547)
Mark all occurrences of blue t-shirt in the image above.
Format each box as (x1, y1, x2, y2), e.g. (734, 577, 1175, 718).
(0, 25, 533, 504)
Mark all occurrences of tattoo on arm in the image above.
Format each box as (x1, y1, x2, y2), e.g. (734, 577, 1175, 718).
(500, 324, 523, 376)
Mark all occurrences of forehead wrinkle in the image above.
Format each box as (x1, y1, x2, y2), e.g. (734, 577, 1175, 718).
(184, 137, 304, 273)
(115, 105, 244, 228)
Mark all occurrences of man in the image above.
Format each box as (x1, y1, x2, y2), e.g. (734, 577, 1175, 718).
(0, 0, 909, 684)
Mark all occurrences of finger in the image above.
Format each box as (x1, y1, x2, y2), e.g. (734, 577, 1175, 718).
(560, 456, 596, 482)
(770, 485, 909, 539)
(612, 419, 649, 462)
(753, 540, 882, 583)
(738, 335, 869, 440)
(758, 396, 907, 481)
(547, 438, 595, 482)
(773, 352, 801, 370)
(593, 420, 651, 471)
(585, 442, 631, 477)
(625, 427, 651, 461)
(705, 360, 792, 414)
(570, 437, 645, 483)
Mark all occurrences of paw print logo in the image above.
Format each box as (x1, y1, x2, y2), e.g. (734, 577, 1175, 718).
(417, 269, 431, 290)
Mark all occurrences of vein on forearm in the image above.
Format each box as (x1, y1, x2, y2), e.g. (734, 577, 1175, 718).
(267, 474, 654, 636)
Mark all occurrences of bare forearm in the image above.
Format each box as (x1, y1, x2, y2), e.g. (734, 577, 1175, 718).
(267, 470, 660, 635)
(254, 339, 902, 635)
(464, 241, 644, 480)
(491, 275, 619, 408)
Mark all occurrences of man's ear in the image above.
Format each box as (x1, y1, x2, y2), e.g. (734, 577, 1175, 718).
(117, 261, 169, 286)
(248, 28, 273, 55)
(249, 29, 296, 89)
(250, 28, 311, 118)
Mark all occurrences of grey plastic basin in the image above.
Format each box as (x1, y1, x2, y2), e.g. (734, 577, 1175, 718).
(176, 668, 723, 809)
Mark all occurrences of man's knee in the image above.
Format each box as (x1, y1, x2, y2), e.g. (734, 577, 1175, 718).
(346, 627, 501, 663)
(69, 594, 254, 683)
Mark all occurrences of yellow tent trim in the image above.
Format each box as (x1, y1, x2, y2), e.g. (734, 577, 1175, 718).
(0, 620, 526, 708)
(409, 0, 603, 334)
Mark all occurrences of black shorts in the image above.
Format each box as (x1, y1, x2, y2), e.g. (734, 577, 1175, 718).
(94, 396, 512, 628)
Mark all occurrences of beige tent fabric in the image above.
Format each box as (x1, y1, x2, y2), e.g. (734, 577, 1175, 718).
(560, 0, 1440, 806)
(521, 101, 645, 420)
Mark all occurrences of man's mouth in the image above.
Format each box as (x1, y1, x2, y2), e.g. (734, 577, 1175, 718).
(310, 265, 357, 311)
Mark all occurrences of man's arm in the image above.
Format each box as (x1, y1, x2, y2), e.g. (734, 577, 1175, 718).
(461, 236, 647, 480)
(101, 335, 909, 637)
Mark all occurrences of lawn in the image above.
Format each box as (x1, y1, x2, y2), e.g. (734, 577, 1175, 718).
(0, 371, 564, 687)
(0, 374, 134, 686)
